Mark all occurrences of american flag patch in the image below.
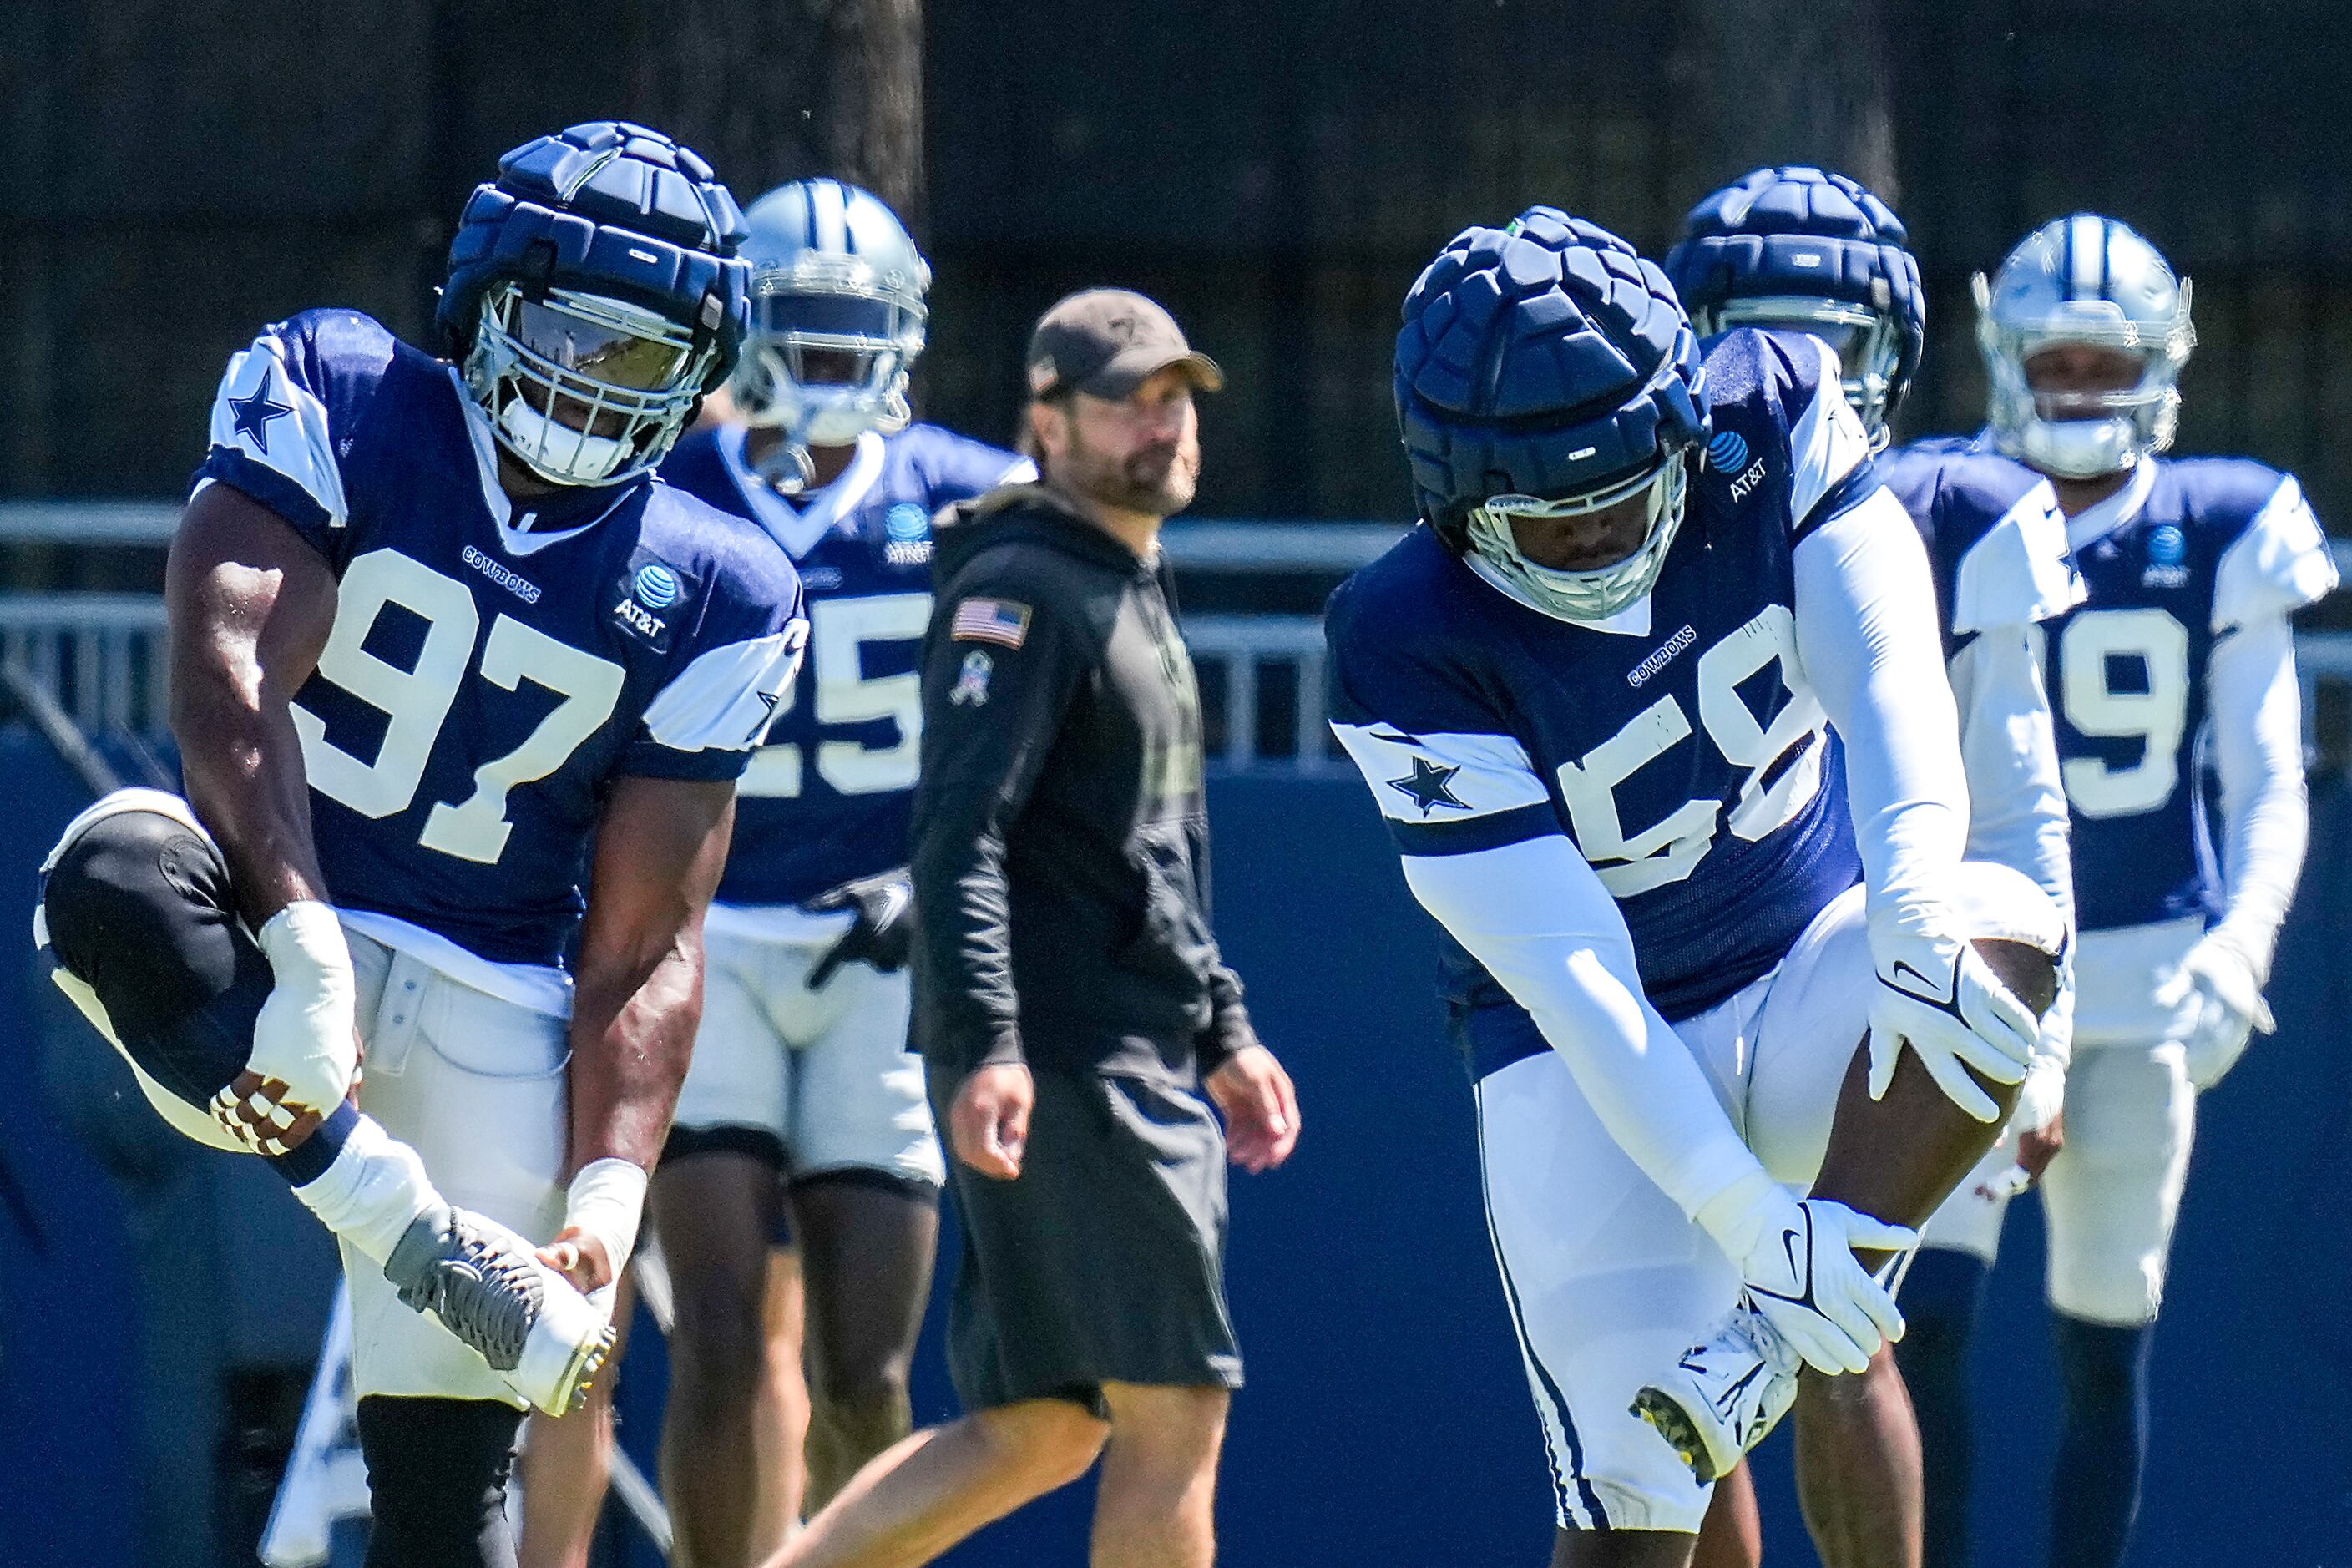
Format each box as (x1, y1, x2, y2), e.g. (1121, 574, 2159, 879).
(951, 598, 1032, 648)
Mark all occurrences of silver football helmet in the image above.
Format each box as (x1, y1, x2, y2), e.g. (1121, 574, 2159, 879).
(1974, 214, 2194, 479)
(731, 179, 928, 490)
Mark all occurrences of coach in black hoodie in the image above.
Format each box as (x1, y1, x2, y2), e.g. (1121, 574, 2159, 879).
(771, 291, 1299, 1568)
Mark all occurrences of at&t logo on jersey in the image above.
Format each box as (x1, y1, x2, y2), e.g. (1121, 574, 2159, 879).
(612, 558, 695, 651)
(2142, 524, 2191, 589)
(1707, 427, 1770, 502)
(883, 502, 933, 568)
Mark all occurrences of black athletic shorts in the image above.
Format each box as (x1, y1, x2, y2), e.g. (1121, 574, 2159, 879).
(930, 1064, 1242, 1414)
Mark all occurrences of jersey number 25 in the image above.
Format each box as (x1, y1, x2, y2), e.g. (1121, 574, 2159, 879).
(739, 593, 929, 800)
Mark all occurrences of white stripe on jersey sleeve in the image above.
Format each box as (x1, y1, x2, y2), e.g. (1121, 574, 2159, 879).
(208, 334, 351, 529)
(2213, 474, 2339, 632)
(995, 456, 1039, 485)
(1786, 336, 1874, 527)
(1329, 721, 1551, 825)
(640, 620, 809, 754)
(1950, 477, 2086, 635)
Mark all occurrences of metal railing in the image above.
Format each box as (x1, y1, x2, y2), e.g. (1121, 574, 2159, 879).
(0, 594, 172, 736)
(9, 588, 2352, 776)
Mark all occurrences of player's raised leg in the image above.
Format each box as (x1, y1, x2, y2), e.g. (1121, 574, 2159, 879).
(35, 788, 612, 1418)
(1786, 938, 2056, 1568)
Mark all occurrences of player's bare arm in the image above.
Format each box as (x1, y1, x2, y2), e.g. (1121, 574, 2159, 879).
(166, 479, 339, 923)
(547, 773, 738, 1292)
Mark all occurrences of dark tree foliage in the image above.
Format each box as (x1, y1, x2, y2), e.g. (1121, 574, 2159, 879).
(1674, 0, 1897, 201)
(626, 0, 927, 230)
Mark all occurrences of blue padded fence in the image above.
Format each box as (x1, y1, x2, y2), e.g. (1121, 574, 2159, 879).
(3, 740, 2347, 1565)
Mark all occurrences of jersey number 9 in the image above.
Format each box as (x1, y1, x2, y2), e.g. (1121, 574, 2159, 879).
(2056, 608, 2192, 818)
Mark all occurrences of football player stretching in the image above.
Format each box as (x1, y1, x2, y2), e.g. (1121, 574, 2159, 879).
(1667, 164, 2081, 1565)
(35, 123, 805, 1567)
(1327, 209, 2061, 1568)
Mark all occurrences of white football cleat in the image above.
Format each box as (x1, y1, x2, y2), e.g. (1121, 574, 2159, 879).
(1630, 1298, 1800, 1485)
(384, 1206, 615, 1416)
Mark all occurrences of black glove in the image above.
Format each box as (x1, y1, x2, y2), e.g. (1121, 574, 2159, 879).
(805, 871, 914, 989)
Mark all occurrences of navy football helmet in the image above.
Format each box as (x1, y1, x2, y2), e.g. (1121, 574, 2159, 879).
(438, 122, 751, 488)
(1395, 206, 1707, 621)
(731, 179, 929, 490)
(1663, 166, 1923, 445)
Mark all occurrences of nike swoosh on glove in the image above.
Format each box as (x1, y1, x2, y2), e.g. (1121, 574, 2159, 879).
(806, 871, 914, 989)
(2157, 931, 2274, 1091)
(1868, 934, 2039, 1123)
(1698, 1173, 1914, 1377)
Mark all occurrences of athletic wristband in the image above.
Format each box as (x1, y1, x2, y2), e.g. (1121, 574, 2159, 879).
(564, 1157, 649, 1275)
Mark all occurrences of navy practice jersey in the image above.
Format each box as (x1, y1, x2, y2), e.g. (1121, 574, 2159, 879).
(1328, 329, 1876, 1076)
(1875, 442, 2078, 656)
(2040, 456, 2334, 930)
(195, 309, 807, 972)
(661, 422, 1029, 908)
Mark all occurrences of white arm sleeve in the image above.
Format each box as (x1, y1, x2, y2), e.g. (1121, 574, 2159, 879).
(1399, 839, 1771, 1219)
(2206, 616, 2309, 979)
(1793, 488, 1972, 927)
(1949, 625, 2076, 1065)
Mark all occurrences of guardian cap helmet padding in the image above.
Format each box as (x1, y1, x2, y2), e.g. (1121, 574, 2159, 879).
(1664, 165, 1923, 445)
(438, 121, 751, 488)
(1395, 207, 1707, 622)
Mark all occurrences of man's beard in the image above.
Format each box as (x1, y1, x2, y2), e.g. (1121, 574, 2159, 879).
(1063, 437, 1200, 518)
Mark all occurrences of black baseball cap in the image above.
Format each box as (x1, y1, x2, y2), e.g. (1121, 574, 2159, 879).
(1025, 288, 1224, 400)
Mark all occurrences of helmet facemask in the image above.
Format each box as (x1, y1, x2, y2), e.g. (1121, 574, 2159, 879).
(468, 285, 717, 488)
(1463, 455, 1690, 624)
(731, 252, 926, 487)
(1698, 295, 1901, 450)
(1976, 269, 2194, 480)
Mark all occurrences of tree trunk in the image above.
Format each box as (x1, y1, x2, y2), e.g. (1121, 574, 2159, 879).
(627, 0, 926, 231)
(1673, 0, 1898, 205)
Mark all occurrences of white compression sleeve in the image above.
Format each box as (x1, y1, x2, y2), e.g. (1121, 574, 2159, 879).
(1400, 837, 1769, 1219)
(1947, 628, 2073, 927)
(2206, 616, 2309, 979)
(1949, 625, 2077, 1065)
(1793, 489, 1973, 921)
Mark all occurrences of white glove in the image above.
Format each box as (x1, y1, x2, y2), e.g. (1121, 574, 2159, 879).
(2157, 931, 2274, 1091)
(1867, 924, 2040, 1123)
(1697, 1172, 1915, 1376)
(245, 901, 359, 1115)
